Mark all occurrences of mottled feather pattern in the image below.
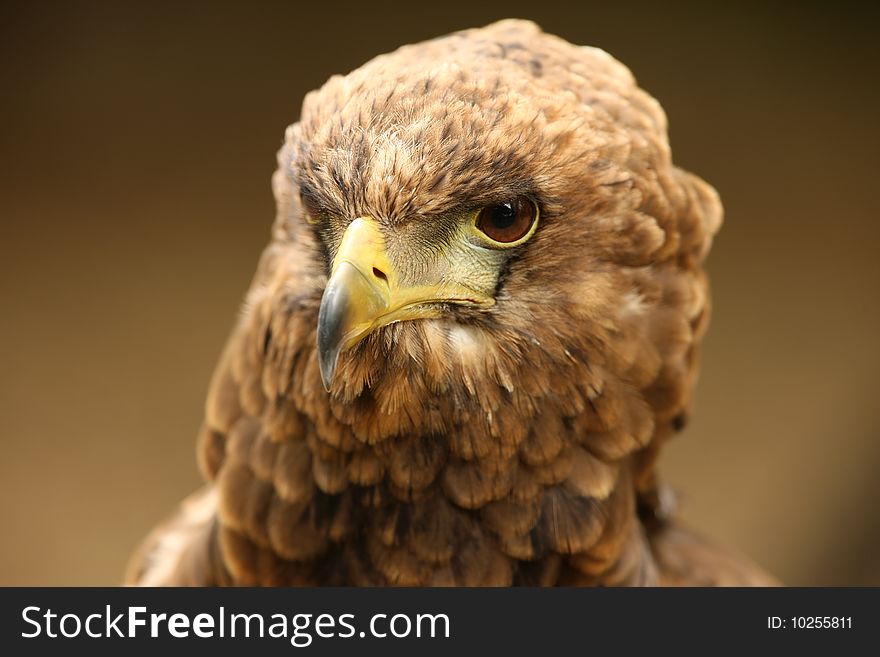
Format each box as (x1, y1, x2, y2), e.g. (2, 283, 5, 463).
(127, 20, 772, 587)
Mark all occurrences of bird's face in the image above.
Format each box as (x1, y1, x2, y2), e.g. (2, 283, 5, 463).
(266, 34, 714, 451)
(313, 196, 540, 388)
(280, 62, 617, 408)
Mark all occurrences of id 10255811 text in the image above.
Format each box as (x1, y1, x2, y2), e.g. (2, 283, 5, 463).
(768, 616, 852, 630)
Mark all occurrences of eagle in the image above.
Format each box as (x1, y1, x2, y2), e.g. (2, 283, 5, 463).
(127, 19, 774, 586)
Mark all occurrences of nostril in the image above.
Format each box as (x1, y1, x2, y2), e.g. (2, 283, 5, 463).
(372, 267, 388, 282)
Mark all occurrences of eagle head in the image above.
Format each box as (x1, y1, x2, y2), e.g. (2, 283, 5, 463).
(265, 20, 720, 451)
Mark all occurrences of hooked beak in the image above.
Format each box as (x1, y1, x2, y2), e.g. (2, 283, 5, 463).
(316, 217, 492, 389)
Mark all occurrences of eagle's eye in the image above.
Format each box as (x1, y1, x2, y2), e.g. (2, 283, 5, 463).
(474, 197, 539, 245)
(299, 192, 321, 225)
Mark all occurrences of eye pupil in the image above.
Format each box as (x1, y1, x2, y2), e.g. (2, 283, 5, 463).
(476, 197, 538, 245)
(490, 203, 517, 229)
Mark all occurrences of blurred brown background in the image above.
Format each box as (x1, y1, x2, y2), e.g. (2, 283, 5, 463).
(1, 0, 878, 586)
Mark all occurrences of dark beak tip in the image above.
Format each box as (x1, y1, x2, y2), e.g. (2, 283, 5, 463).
(318, 347, 338, 391)
(317, 286, 345, 392)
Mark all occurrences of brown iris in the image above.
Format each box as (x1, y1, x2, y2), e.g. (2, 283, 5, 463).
(475, 197, 538, 244)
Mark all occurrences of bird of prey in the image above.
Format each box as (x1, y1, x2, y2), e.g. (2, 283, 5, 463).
(128, 19, 774, 586)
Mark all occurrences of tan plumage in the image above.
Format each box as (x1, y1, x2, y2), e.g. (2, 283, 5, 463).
(127, 19, 775, 586)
